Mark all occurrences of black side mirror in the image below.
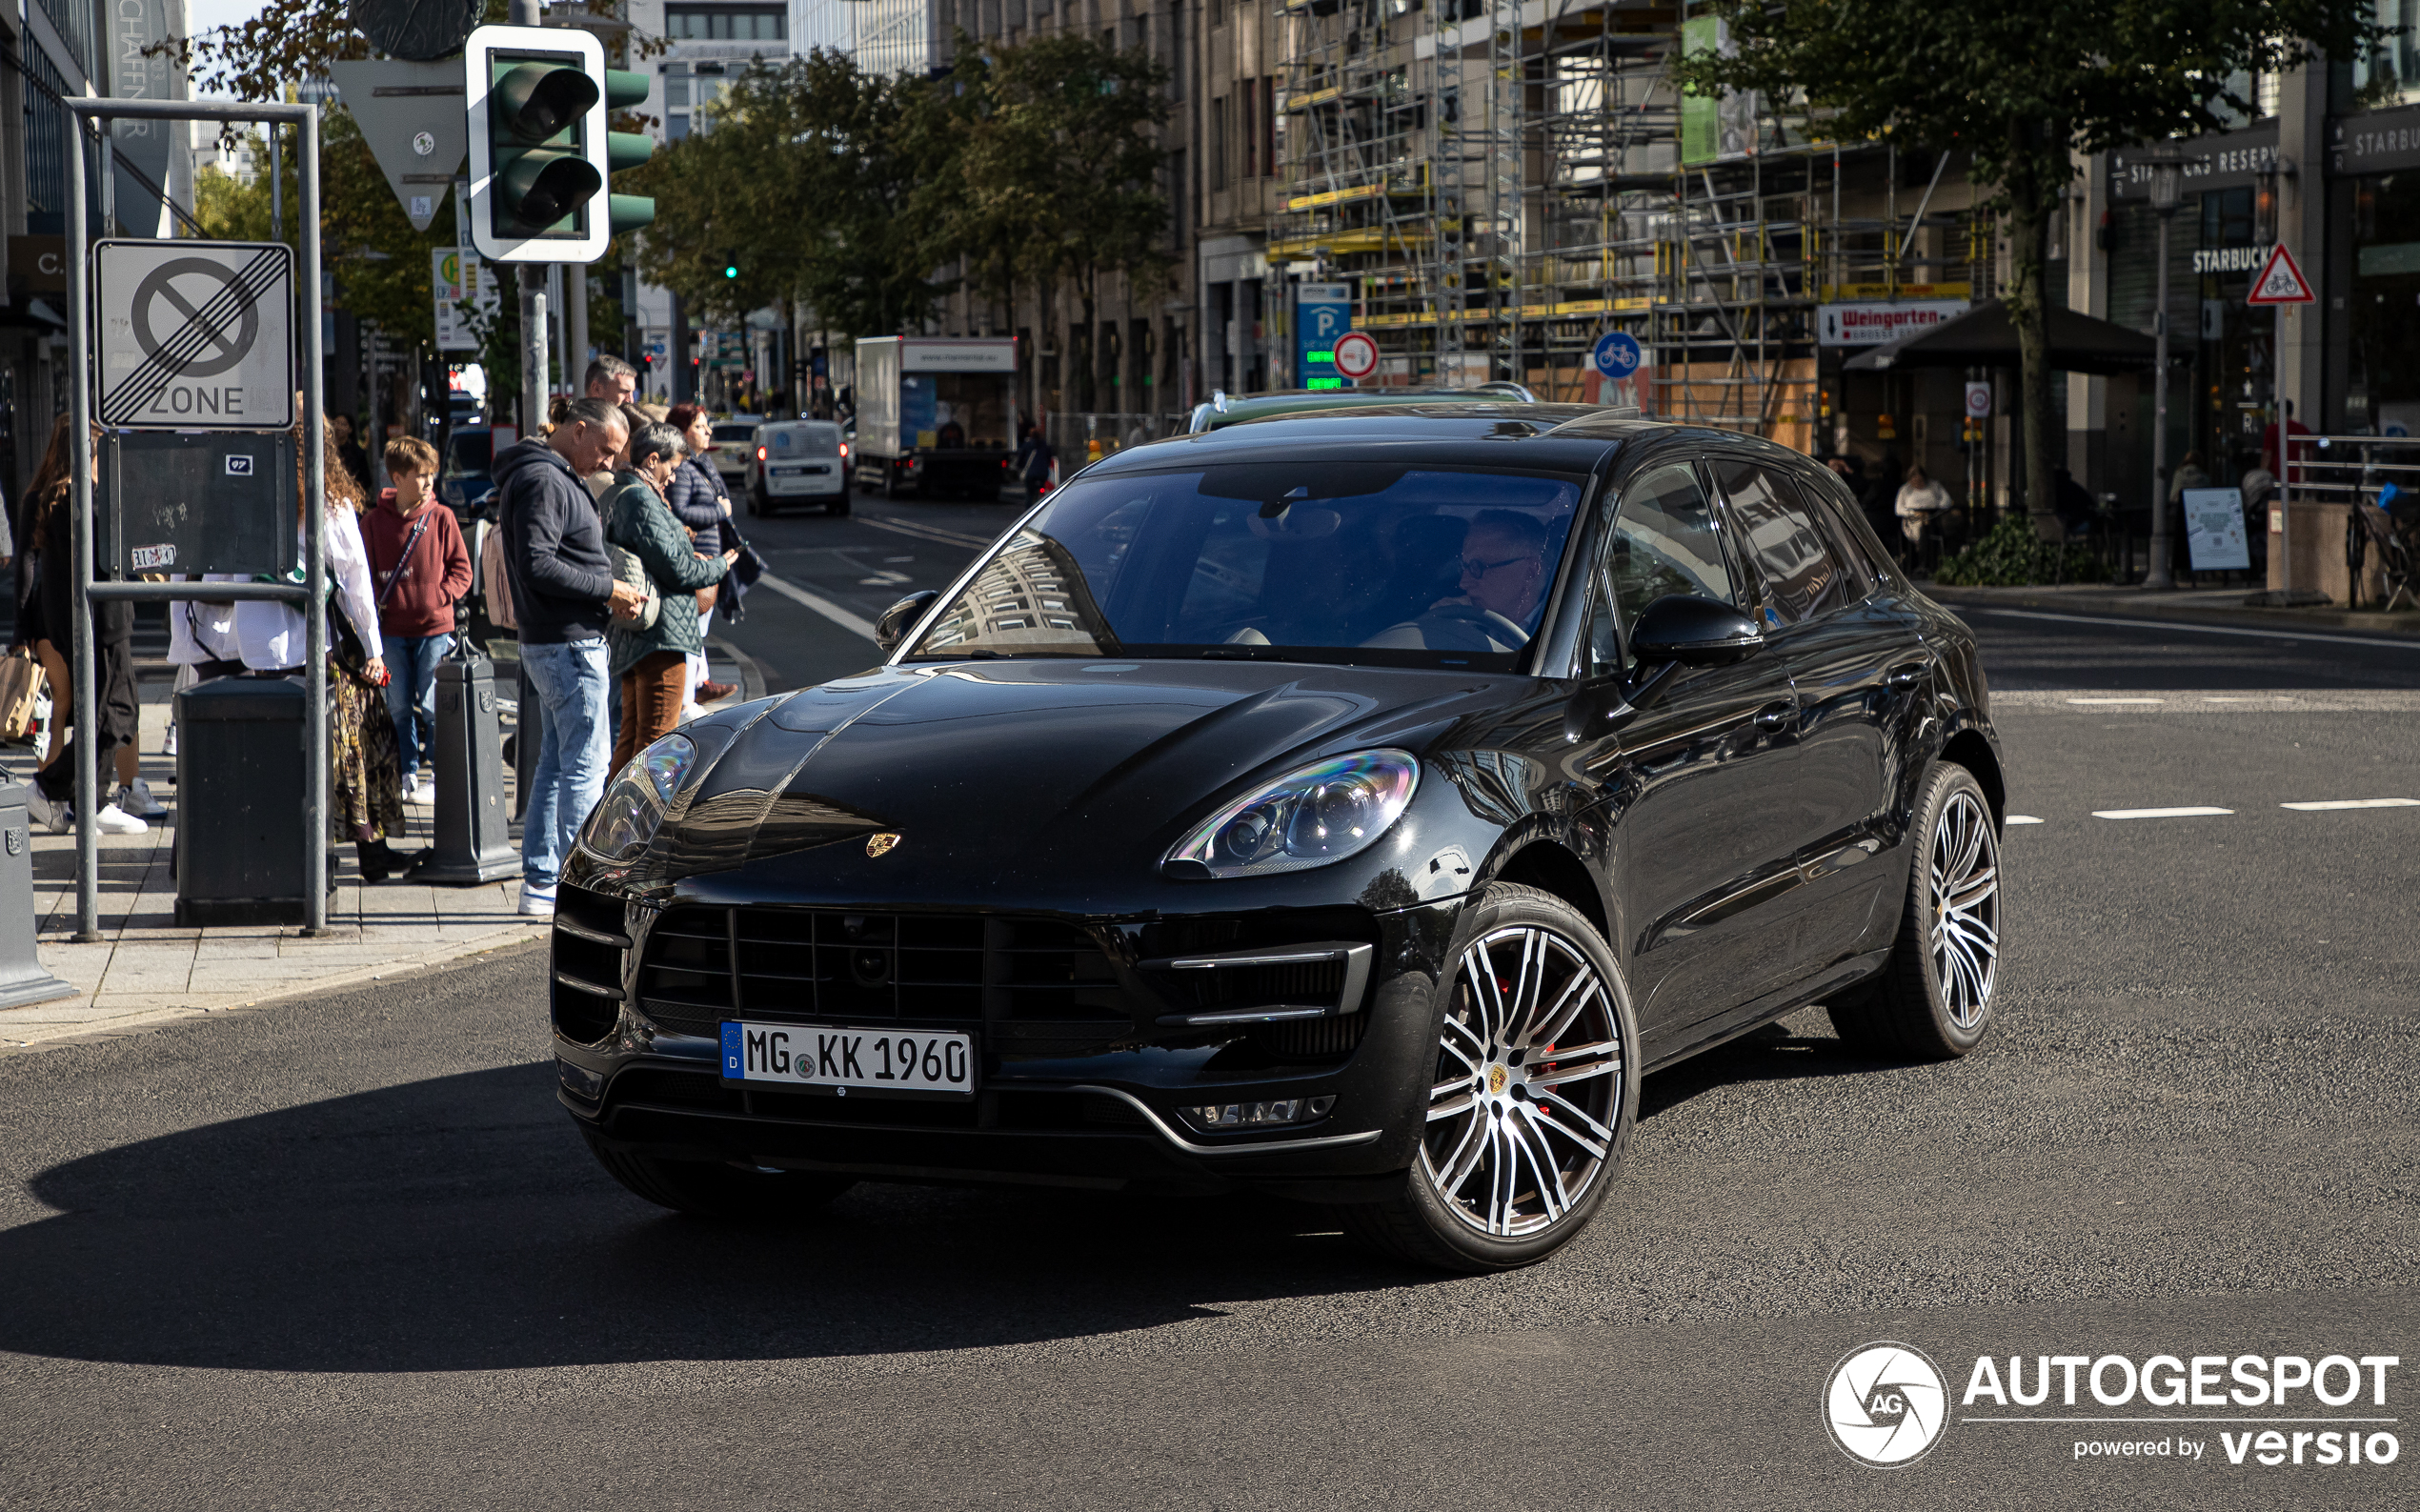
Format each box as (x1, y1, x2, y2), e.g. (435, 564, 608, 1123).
(1629, 594, 1765, 668)
(873, 591, 939, 655)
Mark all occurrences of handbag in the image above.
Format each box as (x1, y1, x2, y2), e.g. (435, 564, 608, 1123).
(478, 516, 518, 632)
(0, 644, 42, 744)
(609, 541, 663, 631)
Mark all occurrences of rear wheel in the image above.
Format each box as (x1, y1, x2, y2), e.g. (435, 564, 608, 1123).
(1338, 884, 1636, 1273)
(581, 1126, 855, 1220)
(827, 495, 851, 517)
(1828, 762, 2001, 1058)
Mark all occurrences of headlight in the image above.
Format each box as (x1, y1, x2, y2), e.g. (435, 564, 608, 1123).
(1165, 750, 1419, 879)
(583, 732, 697, 862)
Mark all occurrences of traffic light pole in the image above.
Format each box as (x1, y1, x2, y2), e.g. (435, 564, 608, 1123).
(520, 264, 549, 437)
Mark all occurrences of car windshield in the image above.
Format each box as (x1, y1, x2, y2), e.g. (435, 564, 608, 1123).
(902, 463, 1587, 672)
(713, 424, 757, 443)
(445, 431, 490, 474)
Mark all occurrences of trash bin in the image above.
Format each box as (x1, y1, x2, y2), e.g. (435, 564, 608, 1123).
(417, 654, 518, 884)
(173, 675, 333, 927)
(0, 778, 75, 1009)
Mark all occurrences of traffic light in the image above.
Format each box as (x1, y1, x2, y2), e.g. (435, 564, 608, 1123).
(723, 256, 739, 280)
(465, 24, 654, 264)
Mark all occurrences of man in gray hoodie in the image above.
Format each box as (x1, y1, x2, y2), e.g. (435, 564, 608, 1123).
(495, 397, 643, 917)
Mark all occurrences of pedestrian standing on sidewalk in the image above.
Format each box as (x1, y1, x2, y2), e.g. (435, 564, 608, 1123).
(363, 435, 473, 805)
(231, 420, 409, 880)
(19, 414, 155, 834)
(664, 403, 736, 707)
(585, 355, 636, 409)
(604, 422, 734, 770)
(495, 398, 643, 918)
(1894, 463, 1951, 574)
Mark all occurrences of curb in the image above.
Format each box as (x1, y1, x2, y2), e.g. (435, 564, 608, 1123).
(1924, 585, 2420, 643)
(0, 930, 549, 1056)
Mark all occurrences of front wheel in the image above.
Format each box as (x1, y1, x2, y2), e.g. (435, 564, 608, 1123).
(1338, 883, 1637, 1273)
(1828, 761, 2001, 1058)
(581, 1126, 855, 1220)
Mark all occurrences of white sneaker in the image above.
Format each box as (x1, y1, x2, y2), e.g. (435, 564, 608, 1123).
(518, 886, 555, 918)
(115, 779, 168, 819)
(25, 785, 68, 835)
(404, 772, 435, 805)
(94, 802, 148, 835)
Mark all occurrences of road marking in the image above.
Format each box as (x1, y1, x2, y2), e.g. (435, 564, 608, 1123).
(1974, 606, 2420, 652)
(860, 514, 994, 548)
(2006, 815, 2045, 824)
(2066, 696, 2164, 705)
(2279, 797, 2420, 811)
(2092, 806, 2234, 819)
(754, 570, 879, 641)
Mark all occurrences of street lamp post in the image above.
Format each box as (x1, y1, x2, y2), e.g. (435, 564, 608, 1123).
(2144, 144, 2187, 590)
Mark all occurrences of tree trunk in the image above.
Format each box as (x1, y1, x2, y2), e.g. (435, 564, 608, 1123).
(2003, 152, 2062, 540)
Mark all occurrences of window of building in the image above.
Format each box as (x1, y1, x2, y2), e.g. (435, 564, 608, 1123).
(1210, 95, 1229, 191)
(2349, 5, 2420, 110)
(665, 4, 788, 41)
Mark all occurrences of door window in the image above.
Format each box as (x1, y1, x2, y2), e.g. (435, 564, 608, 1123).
(1586, 462, 1736, 677)
(1715, 461, 1854, 627)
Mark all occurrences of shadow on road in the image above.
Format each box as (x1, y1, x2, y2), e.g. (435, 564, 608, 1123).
(1637, 1016, 1887, 1123)
(0, 1062, 1424, 1373)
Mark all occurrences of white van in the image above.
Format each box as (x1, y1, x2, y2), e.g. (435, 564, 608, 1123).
(744, 420, 850, 517)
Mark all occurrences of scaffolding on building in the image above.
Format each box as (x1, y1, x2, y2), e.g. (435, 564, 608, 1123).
(1269, 0, 2005, 451)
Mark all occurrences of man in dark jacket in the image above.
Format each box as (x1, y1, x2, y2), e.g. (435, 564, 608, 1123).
(494, 397, 641, 917)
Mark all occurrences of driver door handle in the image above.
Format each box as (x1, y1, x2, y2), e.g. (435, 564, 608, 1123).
(1751, 700, 1796, 732)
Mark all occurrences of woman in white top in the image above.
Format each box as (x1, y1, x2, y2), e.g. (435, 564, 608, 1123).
(1895, 464, 1952, 570)
(219, 422, 408, 878)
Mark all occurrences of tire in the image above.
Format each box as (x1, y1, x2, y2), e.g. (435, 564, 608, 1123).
(1828, 762, 2001, 1059)
(744, 484, 764, 517)
(1337, 883, 1638, 1273)
(580, 1126, 855, 1220)
(827, 496, 850, 518)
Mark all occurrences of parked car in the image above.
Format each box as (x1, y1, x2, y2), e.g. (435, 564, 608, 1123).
(745, 420, 851, 517)
(1184, 382, 1543, 433)
(708, 416, 763, 484)
(437, 426, 496, 519)
(552, 404, 2006, 1272)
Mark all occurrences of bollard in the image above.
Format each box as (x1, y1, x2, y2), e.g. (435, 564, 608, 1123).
(417, 653, 519, 883)
(173, 675, 331, 927)
(0, 779, 76, 1009)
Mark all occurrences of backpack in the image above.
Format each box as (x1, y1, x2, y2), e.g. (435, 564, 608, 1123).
(477, 515, 517, 633)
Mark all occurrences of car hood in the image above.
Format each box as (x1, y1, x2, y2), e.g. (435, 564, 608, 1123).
(643, 660, 1509, 903)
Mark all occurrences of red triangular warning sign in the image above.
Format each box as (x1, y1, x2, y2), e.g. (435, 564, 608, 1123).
(2246, 243, 2315, 306)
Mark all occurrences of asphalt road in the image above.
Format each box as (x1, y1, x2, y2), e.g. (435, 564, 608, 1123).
(1, 582, 2415, 1510)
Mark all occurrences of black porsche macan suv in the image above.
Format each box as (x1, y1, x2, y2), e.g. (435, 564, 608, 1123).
(551, 405, 2006, 1271)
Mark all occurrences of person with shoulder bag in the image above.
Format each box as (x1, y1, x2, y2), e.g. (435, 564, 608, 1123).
(664, 404, 738, 705)
(603, 421, 734, 771)
(362, 434, 473, 804)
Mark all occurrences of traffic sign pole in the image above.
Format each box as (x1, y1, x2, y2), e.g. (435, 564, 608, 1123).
(65, 95, 331, 938)
(2246, 243, 2316, 598)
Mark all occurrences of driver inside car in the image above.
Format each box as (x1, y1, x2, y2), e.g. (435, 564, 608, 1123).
(1432, 509, 1549, 632)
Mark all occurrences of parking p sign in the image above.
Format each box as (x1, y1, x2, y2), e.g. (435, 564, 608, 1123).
(1593, 330, 1643, 379)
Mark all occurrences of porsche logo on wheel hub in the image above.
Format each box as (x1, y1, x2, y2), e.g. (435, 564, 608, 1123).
(866, 833, 901, 858)
(1487, 1064, 1508, 1096)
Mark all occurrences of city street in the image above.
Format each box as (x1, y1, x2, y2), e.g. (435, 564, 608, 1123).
(1, 560, 2415, 1508)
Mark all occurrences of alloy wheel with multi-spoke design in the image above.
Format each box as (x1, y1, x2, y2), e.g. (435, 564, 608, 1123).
(1926, 788, 1999, 1030)
(1421, 924, 1624, 1240)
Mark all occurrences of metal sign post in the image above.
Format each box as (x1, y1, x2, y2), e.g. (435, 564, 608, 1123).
(66, 96, 330, 940)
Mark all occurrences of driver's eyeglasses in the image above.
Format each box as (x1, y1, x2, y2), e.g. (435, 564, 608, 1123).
(1461, 553, 1531, 578)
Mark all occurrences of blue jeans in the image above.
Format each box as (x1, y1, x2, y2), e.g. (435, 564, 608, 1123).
(518, 636, 611, 894)
(381, 632, 451, 776)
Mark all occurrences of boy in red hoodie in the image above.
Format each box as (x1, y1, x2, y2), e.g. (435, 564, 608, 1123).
(362, 435, 474, 803)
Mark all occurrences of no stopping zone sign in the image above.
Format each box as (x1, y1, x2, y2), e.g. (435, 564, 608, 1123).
(95, 239, 295, 431)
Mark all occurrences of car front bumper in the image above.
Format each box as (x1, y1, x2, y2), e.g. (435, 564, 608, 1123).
(552, 886, 1458, 1200)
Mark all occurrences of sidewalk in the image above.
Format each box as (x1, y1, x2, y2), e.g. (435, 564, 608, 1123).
(1, 637, 763, 1053)
(1921, 582, 2420, 641)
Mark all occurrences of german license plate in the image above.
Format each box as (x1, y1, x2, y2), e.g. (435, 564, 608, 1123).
(719, 1020, 976, 1097)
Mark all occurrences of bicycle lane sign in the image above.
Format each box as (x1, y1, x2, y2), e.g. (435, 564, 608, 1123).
(94, 239, 295, 431)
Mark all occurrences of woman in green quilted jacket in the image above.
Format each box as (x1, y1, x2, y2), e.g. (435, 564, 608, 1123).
(604, 419, 736, 771)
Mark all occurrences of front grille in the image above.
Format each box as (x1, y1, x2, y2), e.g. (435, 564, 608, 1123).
(600, 1065, 1148, 1134)
(635, 906, 1132, 1048)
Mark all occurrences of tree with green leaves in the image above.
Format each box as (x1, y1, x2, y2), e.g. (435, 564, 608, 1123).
(939, 30, 1172, 408)
(1679, 2, 2380, 533)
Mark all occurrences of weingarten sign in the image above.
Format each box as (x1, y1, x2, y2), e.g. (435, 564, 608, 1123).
(1817, 300, 1970, 348)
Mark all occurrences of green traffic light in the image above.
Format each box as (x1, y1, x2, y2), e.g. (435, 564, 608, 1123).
(724, 264, 738, 279)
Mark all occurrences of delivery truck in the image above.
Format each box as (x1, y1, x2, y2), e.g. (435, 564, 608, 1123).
(849, 335, 1018, 500)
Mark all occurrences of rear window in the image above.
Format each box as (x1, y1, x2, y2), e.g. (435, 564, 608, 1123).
(713, 424, 758, 443)
(762, 425, 838, 454)
(445, 431, 491, 474)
